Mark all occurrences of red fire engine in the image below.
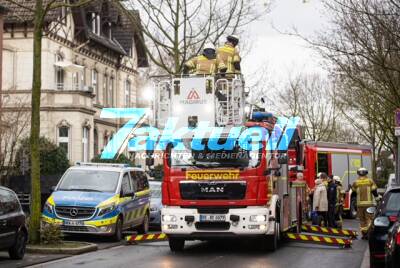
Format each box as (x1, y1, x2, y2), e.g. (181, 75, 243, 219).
(148, 75, 371, 252)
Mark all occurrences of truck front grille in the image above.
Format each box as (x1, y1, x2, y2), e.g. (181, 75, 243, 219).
(180, 181, 246, 200)
(55, 206, 96, 220)
(195, 222, 231, 230)
(60, 225, 92, 232)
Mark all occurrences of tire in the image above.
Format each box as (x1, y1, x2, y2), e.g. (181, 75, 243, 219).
(264, 221, 280, 252)
(138, 213, 149, 234)
(112, 217, 123, 242)
(349, 196, 357, 219)
(8, 230, 27, 260)
(169, 237, 185, 252)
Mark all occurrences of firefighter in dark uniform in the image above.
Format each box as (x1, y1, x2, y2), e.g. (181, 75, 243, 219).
(327, 175, 337, 227)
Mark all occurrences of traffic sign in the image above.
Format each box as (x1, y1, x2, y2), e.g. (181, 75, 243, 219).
(396, 127, 400, 137)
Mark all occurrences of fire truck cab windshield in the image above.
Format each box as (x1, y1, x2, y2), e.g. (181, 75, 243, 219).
(168, 138, 262, 169)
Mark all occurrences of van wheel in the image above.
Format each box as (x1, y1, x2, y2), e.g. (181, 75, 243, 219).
(8, 230, 27, 260)
(112, 217, 123, 242)
(169, 238, 185, 252)
(138, 213, 149, 234)
(349, 197, 357, 219)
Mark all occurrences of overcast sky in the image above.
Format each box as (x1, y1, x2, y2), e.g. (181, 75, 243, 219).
(242, 0, 328, 83)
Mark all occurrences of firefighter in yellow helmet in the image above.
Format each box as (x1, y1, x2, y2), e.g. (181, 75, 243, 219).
(351, 167, 380, 238)
(216, 35, 241, 74)
(183, 43, 227, 75)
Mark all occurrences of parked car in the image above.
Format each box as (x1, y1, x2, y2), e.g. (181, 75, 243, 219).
(0, 186, 28, 260)
(385, 215, 400, 268)
(385, 173, 398, 193)
(149, 181, 162, 229)
(42, 162, 150, 241)
(368, 187, 400, 267)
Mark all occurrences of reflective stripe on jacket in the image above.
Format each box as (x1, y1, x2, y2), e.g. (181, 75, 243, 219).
(216, 44, 240, 73)
(351, 177, 377, 207)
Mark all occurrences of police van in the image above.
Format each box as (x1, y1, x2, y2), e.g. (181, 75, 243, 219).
(42, 163, 150, 241)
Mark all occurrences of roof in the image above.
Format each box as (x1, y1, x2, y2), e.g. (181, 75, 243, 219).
(1, 0, 148, 67)
(71, 162, 145, 172)
(0, 0, 62, 23)
(112, 10, 148, 67)
(302, 141, 372, 151)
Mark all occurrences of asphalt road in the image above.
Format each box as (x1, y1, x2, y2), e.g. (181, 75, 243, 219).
(24, 220, 368, 268)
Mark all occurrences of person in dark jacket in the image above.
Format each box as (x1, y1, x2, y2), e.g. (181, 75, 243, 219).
(327, 175, 337, 227)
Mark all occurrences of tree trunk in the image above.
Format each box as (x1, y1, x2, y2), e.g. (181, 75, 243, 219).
(29, 0, 44, 244)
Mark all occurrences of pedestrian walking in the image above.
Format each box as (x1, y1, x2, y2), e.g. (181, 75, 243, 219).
(313, 178, 328, 226)
(351, 167, 380, 239)
(327, 175, 337, 227)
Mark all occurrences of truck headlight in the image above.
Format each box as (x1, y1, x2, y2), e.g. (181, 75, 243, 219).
(250, 215, 266, 222)
(43, 202, 54, 214)
(98, 204, 116, 217)
(162, 215, 177, 222)
(150, 206, 159, 212)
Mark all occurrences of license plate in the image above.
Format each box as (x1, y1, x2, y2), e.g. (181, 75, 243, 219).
(199, 214, 226, 222)
(64, 220, 84, 226)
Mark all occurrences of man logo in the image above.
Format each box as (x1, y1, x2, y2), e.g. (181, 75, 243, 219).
(187, 89, 200, 100)
(201, 186, 224, 193)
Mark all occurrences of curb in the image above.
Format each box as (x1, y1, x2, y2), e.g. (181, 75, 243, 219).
(360, 247, 369, 268)
(27, 242, 98, 255)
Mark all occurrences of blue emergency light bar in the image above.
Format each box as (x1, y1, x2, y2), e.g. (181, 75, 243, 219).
(75, 162, 130, 168)
(251, 111, 274, 121)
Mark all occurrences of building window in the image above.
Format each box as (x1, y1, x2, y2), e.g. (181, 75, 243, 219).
(72, 72, 80, 90)
(108, 22, 112, 39)
(82, 127, 89, 162)
(58, 126, 70, 159)
(55, 54, 64, 90)
(109, 77, 114, 107)
(125, 80, 131, 107)
(104, 74, 108, 106)
(103, 133, 109, 150)
(94, 128, 99, 156)
(91, 69, 98, 102)
(91, 13, 101, 35)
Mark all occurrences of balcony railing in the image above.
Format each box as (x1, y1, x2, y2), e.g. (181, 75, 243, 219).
(55, 83, 94, 93)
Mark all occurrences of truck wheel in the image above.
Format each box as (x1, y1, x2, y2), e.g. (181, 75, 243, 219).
(112, 217, 123, 242)
(169, 238, 185, 252)
(138, 213, 149, 234)
(264, 221, 280, 252)
(349, 197, 357, 219)
(8, 230, 27, 260)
